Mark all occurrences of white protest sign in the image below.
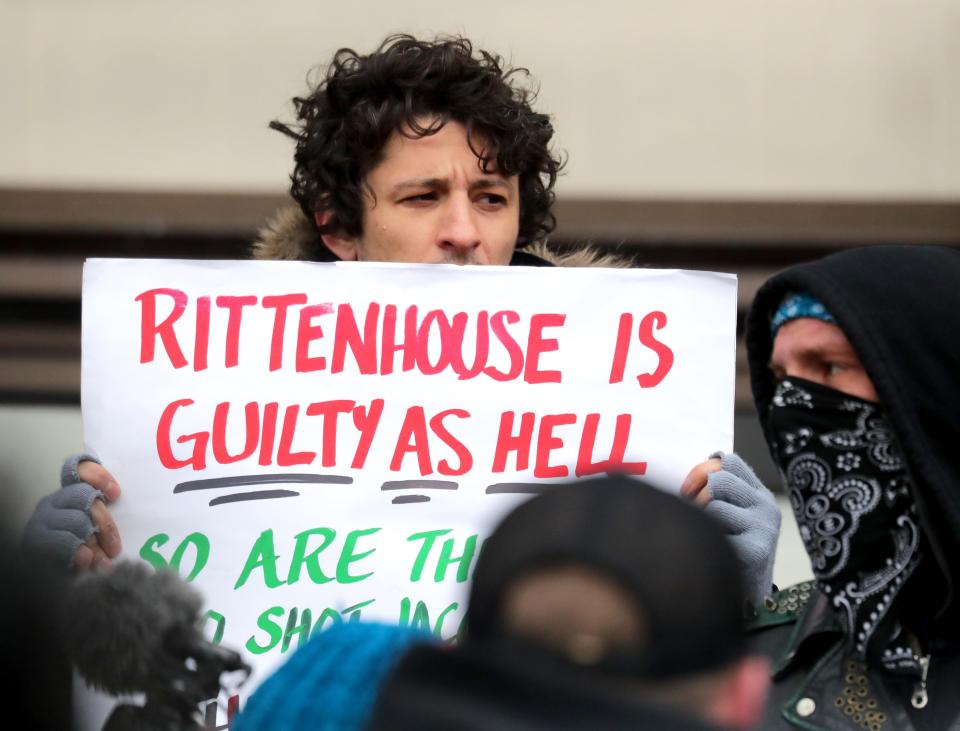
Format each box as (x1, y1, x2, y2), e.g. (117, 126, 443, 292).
(81, 257, 736, 716)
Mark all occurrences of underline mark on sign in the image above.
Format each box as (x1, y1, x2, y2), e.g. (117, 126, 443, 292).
(381, 479, 459, 504)
(173, 473, 354, 506)
(391, 495, 432, 504)
(208, 489, 299, 506)
(485, 482, 552, 495)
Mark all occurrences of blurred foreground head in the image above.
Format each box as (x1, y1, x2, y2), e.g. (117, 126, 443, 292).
(372, 474, 769, 730)
(471, 474, 768, 728)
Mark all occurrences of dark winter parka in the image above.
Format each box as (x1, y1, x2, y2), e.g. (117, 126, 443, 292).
(744, 245, 960, 731)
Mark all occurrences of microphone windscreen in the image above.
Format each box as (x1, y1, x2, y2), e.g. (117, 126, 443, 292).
(64, 561, 204, 696)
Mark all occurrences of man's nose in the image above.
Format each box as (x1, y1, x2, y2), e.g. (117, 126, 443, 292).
(437, 196, 481, 254)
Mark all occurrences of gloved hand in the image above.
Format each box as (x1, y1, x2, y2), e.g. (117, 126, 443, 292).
(682, 452, 781, 607)
(22, 454, 122, 570)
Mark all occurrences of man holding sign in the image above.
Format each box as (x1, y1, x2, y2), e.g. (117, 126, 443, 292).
(26, 34, 777, 656)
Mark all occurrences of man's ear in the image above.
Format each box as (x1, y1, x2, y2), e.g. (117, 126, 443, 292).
(705, 656, 770, 730)
(315, 211, 359, 261)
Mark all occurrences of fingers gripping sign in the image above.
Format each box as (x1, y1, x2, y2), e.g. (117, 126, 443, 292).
(680, 457, 723, 508)
(681, 453, 781, 606)
(73, 457, 124, 570)
(23, 454, 123, 571)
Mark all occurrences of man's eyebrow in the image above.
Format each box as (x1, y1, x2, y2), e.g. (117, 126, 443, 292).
(769, 342, 851, 372)
(390, 178, 448, 194)
(470, 177, 513, 192)
(389, 176, 513, 195)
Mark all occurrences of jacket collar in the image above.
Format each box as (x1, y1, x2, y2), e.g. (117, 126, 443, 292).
(773, 588, 842, 679)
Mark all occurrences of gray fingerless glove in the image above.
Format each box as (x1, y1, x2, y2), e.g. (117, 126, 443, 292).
(22, 454, 104, 568)
(704, 451, 781, 607)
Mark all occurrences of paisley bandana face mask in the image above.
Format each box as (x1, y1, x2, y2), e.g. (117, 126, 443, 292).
(767, 377, 923, 664)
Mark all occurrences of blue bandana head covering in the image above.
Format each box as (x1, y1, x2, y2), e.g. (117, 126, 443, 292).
(770, 292, 835, 336)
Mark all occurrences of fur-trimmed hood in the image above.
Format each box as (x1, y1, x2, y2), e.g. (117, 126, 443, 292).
(252, 205, 630, 268)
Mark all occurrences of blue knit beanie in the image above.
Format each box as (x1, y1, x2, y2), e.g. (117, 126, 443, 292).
(233, 622, 434, 731)
(770, 292, 835, 336)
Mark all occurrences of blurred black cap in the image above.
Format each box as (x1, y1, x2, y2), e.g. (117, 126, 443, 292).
(466, 473, 748, 679)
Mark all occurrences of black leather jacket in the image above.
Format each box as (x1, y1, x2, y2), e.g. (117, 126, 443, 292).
(748, 582, 960, 730)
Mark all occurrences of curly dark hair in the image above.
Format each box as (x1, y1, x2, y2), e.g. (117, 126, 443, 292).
(271, 34, 563, 258)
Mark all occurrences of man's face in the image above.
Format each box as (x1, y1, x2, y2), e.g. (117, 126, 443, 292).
(769, 318, 878, 402)
(322, 120, 520, 265)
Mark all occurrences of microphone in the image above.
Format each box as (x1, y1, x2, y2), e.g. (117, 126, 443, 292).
(64, 561, 249, 731)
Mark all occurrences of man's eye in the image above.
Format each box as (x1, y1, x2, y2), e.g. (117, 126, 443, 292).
(826, 363, 848, 376)
(402, 193, 436, 203)
(477, 193, 507, 207)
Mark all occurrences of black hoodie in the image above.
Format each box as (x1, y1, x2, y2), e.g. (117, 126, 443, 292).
(744, 245, 960, 730)
(746, 245, 960, 617)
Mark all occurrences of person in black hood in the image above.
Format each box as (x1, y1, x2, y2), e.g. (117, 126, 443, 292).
(744, 245, 960, 730)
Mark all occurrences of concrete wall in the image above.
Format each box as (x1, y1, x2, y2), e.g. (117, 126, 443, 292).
(2, 0, 958, 199)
